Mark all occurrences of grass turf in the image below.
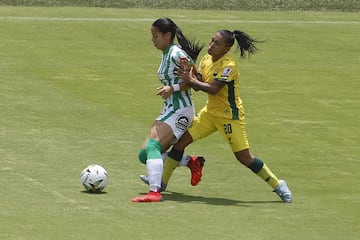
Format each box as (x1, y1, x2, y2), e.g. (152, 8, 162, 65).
(0, 6, 359, 240)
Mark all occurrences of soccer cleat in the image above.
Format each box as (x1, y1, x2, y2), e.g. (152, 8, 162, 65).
(139, 175, 149, 185)
(131, 191, 164, 202)
(159, 183, 167, 192)
(187, 156, 205, 186)
(274, 180, 292, 203)
(139, 175, 167, 192)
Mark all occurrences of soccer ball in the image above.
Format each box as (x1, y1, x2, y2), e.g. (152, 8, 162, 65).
(80, 164, 109, 193)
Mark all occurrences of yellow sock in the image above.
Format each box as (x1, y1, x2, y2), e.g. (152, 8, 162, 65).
(162, 156, 179, 185)
(256, 163, 280, 189)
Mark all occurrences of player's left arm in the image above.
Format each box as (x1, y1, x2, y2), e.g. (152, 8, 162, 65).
(179, 66, 225, 95)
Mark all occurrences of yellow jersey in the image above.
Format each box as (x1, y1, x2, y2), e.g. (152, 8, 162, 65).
(198, 53, 243, 120)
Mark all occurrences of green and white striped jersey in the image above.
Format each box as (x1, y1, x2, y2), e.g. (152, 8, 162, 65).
(158, 44, 194, 111)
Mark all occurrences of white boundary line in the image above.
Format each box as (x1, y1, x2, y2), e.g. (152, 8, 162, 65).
(0, 16, 359, 24)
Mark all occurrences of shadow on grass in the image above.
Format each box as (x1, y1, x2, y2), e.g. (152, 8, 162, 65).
(161, 191, 281, 206)
(80, 190, 108, 195)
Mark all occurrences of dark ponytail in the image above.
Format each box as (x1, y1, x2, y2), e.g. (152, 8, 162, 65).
(218, 30, 262, 58)
(175, 27, 203, 62)
(152, 18, 203, 61)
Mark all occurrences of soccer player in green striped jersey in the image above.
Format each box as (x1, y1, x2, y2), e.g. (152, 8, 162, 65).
(132, 18, 203, 202)
(162, 30, 292, 203)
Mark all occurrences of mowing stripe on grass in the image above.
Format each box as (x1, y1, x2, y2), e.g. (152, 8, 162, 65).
(0, 16, 359, 24)
(6, 168, 77, 204)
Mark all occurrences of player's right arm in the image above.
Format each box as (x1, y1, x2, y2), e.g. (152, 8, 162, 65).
(156, 81, 191, 99)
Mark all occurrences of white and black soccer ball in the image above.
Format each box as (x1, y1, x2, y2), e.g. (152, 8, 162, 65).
(80, 164, 109, 193)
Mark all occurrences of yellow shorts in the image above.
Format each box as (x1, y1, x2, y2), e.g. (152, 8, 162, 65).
(188, 105, 249, 152)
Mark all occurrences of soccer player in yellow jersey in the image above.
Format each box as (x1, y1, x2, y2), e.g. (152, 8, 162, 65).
(162, 29, 292, 203)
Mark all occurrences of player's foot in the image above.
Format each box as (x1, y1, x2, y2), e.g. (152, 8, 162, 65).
(140, 175, 149, 184)
(131, 191, 163, 202)
(187, 156, 205, 186)
(139, 175, 167, 192)
(159, 183, 167, 192)
(274, 180, 292, 203)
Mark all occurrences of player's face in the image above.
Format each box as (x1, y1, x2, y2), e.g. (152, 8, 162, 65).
(208, 32, 230, 61)
(151, 26, 171, 51)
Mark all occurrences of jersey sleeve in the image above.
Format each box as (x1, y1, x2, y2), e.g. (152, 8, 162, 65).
(172, 49, 194, 66)
(214, 61, 236, 83)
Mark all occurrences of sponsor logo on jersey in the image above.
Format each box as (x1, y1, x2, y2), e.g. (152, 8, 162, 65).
(221, 67, 232, 77)
(175, 115, 190, 131)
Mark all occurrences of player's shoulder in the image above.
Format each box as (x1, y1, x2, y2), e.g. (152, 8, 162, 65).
(169, 45, 183, 57)
(170, 45, 194, 63)
(219, 53, 236, 66)
(200, 54, 212, 64)
(170, 45, 185, 56)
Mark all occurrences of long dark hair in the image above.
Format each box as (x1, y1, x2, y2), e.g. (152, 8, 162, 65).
(152, 18, 203, 61)
(218, 30, 262, 58)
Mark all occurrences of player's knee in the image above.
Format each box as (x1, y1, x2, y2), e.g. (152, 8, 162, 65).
(138, 148, 147, 164)
(144, 138, 162, 159)
(248, 157, 264, 173)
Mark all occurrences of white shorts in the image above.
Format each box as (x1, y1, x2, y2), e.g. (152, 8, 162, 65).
(156, 105, 194, 141)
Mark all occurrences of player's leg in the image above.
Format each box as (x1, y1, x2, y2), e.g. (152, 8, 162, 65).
(162, 107, 214, 187)
(161, 131, 193, 188)
(234, 149, 280, 189)
(138, 137, 150, 164)
(235, 150, 292, 203)
(139, 152, 193, 186)
(216, 115, 292, 203)
(156, 105, 194, 189)
(132, 121, 174, 202)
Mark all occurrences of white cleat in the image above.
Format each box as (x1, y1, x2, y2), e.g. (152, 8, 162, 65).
(139, 175, 167, 192)
(139, 175, 149, 185)
(274, 180, 292, 203)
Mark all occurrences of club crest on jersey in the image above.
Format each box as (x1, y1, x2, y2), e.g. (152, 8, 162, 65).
(221, 67, 232, 77)
(175, 115, 190, 131)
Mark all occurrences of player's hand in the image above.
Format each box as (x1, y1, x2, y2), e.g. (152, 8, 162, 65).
(177, 66, 196, 83)
(179, 57, 191, 72)
(156, 85, 173, 99)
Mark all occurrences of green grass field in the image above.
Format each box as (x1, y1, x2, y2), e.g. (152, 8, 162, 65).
(0, 6, 359, 240)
